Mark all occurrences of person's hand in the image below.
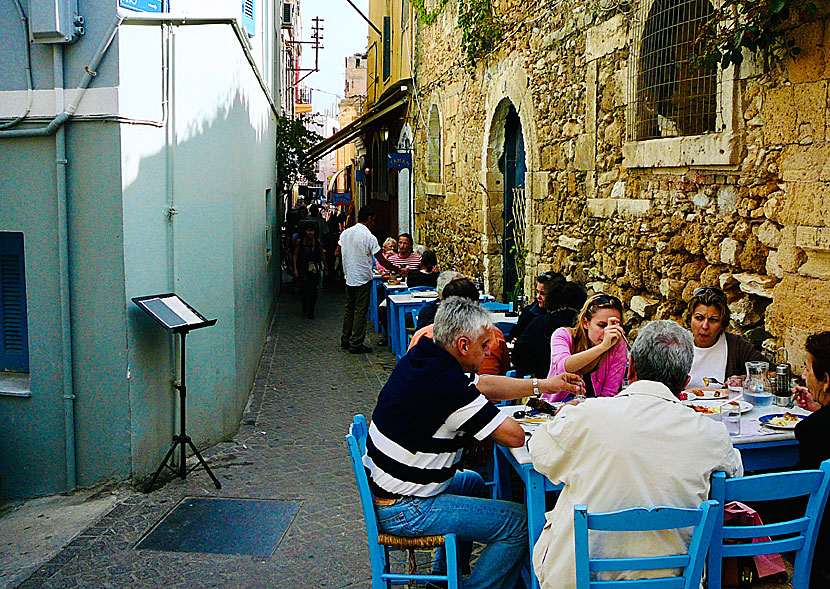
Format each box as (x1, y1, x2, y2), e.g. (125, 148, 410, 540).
(292, 269, 299, 278)
(398, 266, 410, 277)
(601, 320, 625, 350)
(541, 372, 585, 396)
(793, 385, 821, 412)
(555, 399, 580, 415)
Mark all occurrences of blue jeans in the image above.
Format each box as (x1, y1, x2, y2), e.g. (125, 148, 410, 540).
(375, 470, 528, 589)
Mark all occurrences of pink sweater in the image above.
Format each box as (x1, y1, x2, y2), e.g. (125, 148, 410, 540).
(544, 327, 628, 402)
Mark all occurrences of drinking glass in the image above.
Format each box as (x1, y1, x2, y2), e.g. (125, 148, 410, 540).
(722, 407, 741, 436)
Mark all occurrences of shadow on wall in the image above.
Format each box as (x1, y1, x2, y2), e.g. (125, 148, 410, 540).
(119, 84, 277, 481)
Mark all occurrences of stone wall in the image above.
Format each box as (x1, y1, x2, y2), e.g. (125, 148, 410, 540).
(411, 0, 830, 367)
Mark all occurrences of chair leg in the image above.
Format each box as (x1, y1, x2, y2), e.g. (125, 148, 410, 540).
(446, 534, 461, 589)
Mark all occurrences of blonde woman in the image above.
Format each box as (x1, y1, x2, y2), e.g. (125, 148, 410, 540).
(543, 294, 627, 402)
(376, 237, 398, 273)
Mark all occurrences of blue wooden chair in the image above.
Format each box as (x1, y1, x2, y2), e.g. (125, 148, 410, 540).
(493, 321, 514, 339)
(346, 415, 462, 588)
(574, 501, 720, 589)
(707, 459, 830, 589)
(482, 301, 510, 312)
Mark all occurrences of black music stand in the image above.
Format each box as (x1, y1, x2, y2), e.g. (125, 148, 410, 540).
(133, 293, 221, 493)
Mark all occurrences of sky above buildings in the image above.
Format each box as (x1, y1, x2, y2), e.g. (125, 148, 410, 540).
(300, 0, 369, 117)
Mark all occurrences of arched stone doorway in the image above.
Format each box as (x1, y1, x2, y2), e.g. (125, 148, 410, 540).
(482, 99, 528, 302)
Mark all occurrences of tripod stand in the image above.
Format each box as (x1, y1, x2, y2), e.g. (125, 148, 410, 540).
(145, 329, 221, 492)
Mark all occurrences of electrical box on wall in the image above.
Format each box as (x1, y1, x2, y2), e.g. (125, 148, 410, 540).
(29, 0, 83, 43)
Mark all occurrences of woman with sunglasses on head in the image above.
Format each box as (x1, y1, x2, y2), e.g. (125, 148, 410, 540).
(542, 294, 628, 402)
(685, 286, 765, 389)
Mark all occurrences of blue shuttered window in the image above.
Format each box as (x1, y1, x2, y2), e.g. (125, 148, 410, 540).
(383, 16, 391, 80)
(0, 233, 29, 373)
(242, 0, 255, 36)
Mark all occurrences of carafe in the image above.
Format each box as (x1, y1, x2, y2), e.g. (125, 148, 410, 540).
(744, 361, 773, 407)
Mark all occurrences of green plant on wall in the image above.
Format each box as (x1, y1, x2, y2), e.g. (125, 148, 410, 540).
(506, 224, 528, 306)
(411, 0, 449, 25)
(458, 0, 504, 68)
(693, 0, 818, 69)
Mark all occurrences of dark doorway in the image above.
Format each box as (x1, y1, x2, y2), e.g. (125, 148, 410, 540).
(501, 106, 526, 301)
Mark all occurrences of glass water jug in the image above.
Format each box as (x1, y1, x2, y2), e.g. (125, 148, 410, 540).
(744, 361, 773, 407)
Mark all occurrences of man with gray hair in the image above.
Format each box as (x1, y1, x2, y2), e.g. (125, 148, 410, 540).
(529, 320, 742, 589)
(365, 297, 584, 588)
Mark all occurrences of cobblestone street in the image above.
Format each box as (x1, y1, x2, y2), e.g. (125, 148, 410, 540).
(11, 286, 395, 588)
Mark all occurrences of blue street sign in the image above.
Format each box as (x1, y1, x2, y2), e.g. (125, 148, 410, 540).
(387, 152, 412, 170)
(332, 193, 351, 206)
(119, 0, 164, 13)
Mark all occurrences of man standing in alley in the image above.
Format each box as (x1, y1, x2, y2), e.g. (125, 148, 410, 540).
(529, 320, 742, 588)
(336, 205, 407, 354)
(365, 296, 585, 588)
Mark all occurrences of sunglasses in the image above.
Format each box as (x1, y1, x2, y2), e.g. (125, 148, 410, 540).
(589, 293, 622, 308)
(693, 286, 726, 302)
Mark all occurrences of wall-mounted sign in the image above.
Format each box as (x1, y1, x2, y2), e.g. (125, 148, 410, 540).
(387, 152, 412, 170)
(332, 193, 351, 206)
(355, 169, 365, 182)
(119, 0, 164, 13)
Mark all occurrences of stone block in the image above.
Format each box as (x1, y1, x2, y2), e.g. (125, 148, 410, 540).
(659, 278, 684, 298)
(528, 171, 550, 201)
(766, 250, 784, 279)
(616, 199, 650, 217)
(558, 235, 583, 251)
(610, 181, 626, 199)
(780, 145, 830, 182)
(630, 294, 659, 317)
(733, 272, 777, 298)
(798, 250, 830, 280)
(531, 225, 544, 255)
(574, 134, 596, 171)
(482, 171, 503, 192)
(788, 20, 830, 84)
(795, 225, 830, 252)
(777, 226, 808, 273)
(729, 296, 763, 326)
(717, 185, 739, 213)
(585, 14, 627, 61)
(764, 85, 796, 145)
(782, 181, 830, 226)
(719, 273, 738, 290)
(793, 81, 828, 144)
(766, 274, 830, 364)
(720, 238, 741, 266)
(586, 198, 616, 218)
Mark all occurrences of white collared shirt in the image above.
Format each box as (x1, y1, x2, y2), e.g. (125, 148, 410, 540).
(529, 380, 742, 589)
(338, 223, 381, 286)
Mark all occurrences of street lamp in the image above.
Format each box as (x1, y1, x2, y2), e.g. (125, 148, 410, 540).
(380, 125, 389, 142)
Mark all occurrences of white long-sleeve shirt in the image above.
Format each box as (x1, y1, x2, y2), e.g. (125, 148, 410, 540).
(529, 379, 742, 589)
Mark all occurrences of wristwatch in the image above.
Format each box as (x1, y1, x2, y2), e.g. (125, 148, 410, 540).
(532, 378, 540, 398)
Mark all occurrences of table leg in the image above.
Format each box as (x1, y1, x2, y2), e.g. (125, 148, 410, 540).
(388, 299, 399, 357)
(523, 466, 546, 589)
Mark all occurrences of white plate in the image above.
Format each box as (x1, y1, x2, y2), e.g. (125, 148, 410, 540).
(411, 291, 437, 298)
(684, 388, 729, 400)
(689, 400, 753, 415)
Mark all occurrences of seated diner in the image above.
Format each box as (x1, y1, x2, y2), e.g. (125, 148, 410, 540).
(543, 293, 628, 402)
(685, 286, 765, 389)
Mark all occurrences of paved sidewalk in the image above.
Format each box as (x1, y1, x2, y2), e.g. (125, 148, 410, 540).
(7, 287, 396, 588)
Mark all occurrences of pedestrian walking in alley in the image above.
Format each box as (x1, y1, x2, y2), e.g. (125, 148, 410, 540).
(293, 221, 328, 318)
(336, 205, 406, 353)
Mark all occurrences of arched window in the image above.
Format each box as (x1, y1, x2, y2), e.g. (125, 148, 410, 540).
(426, 104, 441, 183)
(634, 0, 716, 140)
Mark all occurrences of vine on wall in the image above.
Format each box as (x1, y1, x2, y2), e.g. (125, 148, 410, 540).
(458, 0, 504, 68)
(411, 0, 449, 25)
(693, 0, 818, 69)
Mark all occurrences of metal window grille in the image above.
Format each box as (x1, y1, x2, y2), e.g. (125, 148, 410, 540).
(629, 0, 719, 141)
(509, 187, 526, 255)
(426, 105, 441, 183)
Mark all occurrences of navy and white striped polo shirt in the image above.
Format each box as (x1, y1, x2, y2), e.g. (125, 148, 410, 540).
(364, 337, 506, 498)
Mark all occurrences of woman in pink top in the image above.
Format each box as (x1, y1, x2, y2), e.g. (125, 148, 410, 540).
(544, 293, 628, 402)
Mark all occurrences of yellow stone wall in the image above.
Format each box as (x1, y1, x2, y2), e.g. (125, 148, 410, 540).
(411, 0, 830, 366)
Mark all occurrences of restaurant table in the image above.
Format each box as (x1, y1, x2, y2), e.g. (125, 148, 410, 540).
(494, 399, 811, 589)
(388, 290, 437, 359)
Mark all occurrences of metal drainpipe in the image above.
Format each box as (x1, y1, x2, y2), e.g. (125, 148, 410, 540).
(53, 44, 76, 491)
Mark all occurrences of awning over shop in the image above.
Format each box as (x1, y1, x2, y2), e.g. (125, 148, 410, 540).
(306, 83, 410, 163)
(328, 166, 349, 193)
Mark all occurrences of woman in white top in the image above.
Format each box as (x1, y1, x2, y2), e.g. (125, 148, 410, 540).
(686, 286, 765, 389)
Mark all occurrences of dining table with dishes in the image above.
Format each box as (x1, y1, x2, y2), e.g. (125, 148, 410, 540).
(494, 387, 811, 589)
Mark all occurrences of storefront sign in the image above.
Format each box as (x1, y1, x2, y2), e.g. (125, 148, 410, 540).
(332, 192, 351, 206)
(387, 152, 412, 170)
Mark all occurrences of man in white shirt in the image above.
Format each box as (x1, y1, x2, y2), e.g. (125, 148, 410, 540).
(336, 205, 406, 353)
(529, 320, 742, 589)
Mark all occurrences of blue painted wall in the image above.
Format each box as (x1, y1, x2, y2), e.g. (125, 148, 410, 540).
(0, 1, 279, 498)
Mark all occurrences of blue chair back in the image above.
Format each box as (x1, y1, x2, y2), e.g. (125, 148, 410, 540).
(346, 415, 462, 588)
(708, 459, 830, 589)
(493, 321, 514, 339)
(574, 501, 719, 589)
(482, 301, 510, 312)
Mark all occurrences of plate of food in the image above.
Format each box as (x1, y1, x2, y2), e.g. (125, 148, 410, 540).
(759, 413, 805, 430)
(684, 388, 729, 400)
(689, 400, 752, 415)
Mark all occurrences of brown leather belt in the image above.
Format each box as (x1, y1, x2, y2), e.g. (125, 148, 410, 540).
(373, 497, 398, 506)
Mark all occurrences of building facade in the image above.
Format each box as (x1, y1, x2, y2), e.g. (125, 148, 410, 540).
(0, 0, 282, 498)
(411, 0, 830, 367)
